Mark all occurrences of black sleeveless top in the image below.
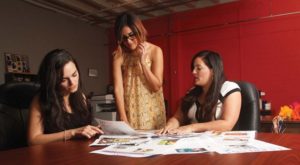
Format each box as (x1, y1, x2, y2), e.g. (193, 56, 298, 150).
(44, 109, 92, 134)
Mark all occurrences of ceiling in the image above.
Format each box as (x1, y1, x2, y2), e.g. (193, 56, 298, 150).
(23, 0, 237, 28)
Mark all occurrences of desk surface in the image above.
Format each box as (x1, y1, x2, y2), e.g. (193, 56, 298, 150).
(1, 133, 300, 165)
(260, 116, 300, 133)
(261, 115, 300, 123)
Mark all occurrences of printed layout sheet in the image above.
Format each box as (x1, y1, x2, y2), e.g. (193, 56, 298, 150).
(90, 131, 290, 157)
(91, 133, 212, 157)
(95, 119, 138, 135)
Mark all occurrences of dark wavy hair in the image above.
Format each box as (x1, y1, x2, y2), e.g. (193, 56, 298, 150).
(181, 50, 226, 123)
(114, 12, 147, 46)
(38, 49, 91, 132)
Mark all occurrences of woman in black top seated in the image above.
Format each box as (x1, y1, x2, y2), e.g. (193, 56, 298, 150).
(28, 49, 103, 145)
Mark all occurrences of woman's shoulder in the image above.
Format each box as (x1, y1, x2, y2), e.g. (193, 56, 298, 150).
(30, 93, 42, 112)
(113, 51, 123, 60)
(222, 81, 240, 88)
(112, 49, 124, 65)
(146, 42, 163, 63)
(146, 42, 162, 53)
(220, 81, 240, 97)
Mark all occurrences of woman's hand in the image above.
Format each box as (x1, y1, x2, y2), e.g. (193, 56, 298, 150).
(73, 125, 103, 139)
(157, 124, 178, 135)
(137, 42, 147, 65)
(167, 125, 194, 135)
(157, 117, 181, 135)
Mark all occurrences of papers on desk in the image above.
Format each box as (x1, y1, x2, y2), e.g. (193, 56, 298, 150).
(205, 130, 256, 146)
(90, 131, 290, 157)
(215, 139, 290, 154)
(90, 135, 151, 146)
(206, 131, 290, 154)
(91, 133, 211, 157)
(95, 118, 142, 135)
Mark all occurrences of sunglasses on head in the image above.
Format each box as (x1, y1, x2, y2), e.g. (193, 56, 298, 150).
(121, 32, 136, 42)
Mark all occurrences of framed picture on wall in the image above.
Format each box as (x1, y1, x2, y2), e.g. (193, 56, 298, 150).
(88, 68, 98, 77)
(4, 52, 31, 73)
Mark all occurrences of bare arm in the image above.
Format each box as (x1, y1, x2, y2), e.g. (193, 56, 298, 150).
(139, 43, 164, 92)
(169, 91, 241, 134)
(27, 95, 103, 146)
(112, 51, 128, 122)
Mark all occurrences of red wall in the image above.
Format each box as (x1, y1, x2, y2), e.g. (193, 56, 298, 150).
(108, 0, 300, 116)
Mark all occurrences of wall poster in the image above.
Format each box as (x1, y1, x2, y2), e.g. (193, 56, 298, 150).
(4, 52, 30, 73)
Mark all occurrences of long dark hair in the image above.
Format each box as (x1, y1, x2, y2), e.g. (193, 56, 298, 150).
(38, 49, 91, 132)
(114, 12, 147, 46)
(181, 50, 226, 123)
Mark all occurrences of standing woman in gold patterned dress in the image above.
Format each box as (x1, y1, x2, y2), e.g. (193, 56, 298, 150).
(112, 12, 166, 130)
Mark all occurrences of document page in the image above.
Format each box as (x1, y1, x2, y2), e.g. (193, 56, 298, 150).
(95, 118, 138, 135)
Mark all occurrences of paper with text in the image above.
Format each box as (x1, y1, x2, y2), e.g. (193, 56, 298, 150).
(95, 118, 138, 135)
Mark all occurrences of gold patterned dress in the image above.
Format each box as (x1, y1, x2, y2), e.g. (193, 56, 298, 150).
(122, 54, 166, 130)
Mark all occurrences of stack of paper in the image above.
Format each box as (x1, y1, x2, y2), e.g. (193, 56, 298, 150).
(91, 119, 289, 157)
(90, 128, 290, 157)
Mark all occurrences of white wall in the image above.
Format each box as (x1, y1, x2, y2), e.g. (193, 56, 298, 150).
(0, 0, 109, 95)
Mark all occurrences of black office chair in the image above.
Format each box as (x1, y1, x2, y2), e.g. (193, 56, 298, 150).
(233, 81, 260, 131)
(0, 82, 40, 150)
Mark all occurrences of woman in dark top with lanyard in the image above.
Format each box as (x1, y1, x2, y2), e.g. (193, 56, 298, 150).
(28, 49, 103, 145)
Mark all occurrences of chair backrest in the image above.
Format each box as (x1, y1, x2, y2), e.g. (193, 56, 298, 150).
(233, 81, 260, 131)
(0, 82, 40, 150)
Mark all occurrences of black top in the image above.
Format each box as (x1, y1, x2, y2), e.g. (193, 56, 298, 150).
(44, 110, 91, 134)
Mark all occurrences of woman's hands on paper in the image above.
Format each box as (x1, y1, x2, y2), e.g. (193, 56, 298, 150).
(158, 125, 194, 135)
(74, 125, 103, 139)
